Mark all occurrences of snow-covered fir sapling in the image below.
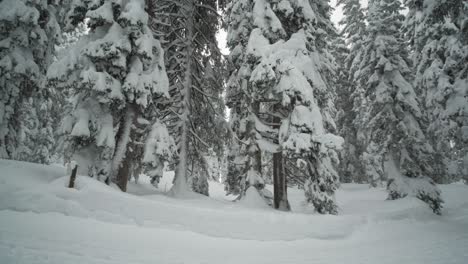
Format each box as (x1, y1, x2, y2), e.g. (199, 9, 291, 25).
(47, 0, 169, 191)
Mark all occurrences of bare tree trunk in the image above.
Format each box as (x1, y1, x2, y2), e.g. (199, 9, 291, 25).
(170, 0, 194, 196)
(272, 110, 290, 211)
(112, 104, 137, 192)
(116, 153, 131, 192)
(273, 151, 290, 211)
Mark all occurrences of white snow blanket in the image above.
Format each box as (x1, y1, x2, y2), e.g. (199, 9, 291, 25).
(0, 159, 467, 263)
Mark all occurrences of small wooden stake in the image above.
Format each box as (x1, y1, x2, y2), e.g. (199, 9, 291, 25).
(68, 164, 78, 188)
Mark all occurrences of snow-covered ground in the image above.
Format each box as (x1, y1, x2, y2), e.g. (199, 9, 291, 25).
(1, 159, 467, 264)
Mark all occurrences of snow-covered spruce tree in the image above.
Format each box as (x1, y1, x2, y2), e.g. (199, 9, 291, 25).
(403, 0, 468, 183)
(225, 0, 275, 204)
(331, 32, 354, 184)
(227, 0, 343, 213)
(301, 0, 343, 213)
(281, 1, 344, 188)
(338, 0, 367, 82)
(50, 21, 91, 163)
(48, 0, 169, 191)
(149, 0, 228, 196)
(308, 0, 340, 136)
(335, 0, 367, 184)
(0, 0, 61, 163)
(355, 0, 443, 214)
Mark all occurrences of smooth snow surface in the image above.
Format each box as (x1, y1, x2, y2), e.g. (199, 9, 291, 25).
(1, 159, 467, 263)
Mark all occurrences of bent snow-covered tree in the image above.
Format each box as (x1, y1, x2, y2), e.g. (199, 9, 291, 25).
(356, 0, 443, 214)
(48, 0, 169, 191)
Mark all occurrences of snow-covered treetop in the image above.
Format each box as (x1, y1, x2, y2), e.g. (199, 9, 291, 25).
(48, 0, 169, 109)
(363, 0, 421, 118)
(337, 0, 366, 65)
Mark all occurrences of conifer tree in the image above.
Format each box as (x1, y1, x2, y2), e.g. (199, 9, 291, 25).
(225, 0, 265, 200)
(150, 0, 228, 196)
(404, 0, 468, 183)
(336, 0, 367, 183)
(48, 0, 170, 191)
(0, 0, 61, 163)
(226, 0, 343, 213)
(355, 0, 443, 214)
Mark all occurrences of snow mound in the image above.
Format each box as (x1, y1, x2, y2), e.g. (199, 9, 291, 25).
(237, 186, 270, 209)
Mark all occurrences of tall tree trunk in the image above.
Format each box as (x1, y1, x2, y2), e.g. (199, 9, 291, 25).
(272, 110, 290, 211)
(170, 0, 194, 196)
(116, 151, 131, 192)
(112, 104, 137, 192)
(273, 151, 290, 211)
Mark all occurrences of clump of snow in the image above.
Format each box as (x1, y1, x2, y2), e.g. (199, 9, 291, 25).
(252, 0, 285, 38)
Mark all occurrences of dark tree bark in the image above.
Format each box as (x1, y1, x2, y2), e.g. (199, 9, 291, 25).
(272, 110, 290, 211)
(68, 164, 78, 188)
(273, 151, 290, 211)
(116, 152, 131, 192)
(113, 105, 138, 192)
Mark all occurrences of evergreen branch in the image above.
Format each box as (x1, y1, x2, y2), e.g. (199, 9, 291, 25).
(190, 128, 210, 149)
(195, 4, 222, 17)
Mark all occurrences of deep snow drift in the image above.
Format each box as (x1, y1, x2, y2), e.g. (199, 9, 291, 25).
(0, 159, 467, 264)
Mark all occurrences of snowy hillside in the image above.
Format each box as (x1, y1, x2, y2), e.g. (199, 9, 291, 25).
(1, 159, 467, 264)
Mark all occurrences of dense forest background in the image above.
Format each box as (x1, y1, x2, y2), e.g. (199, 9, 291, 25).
(0, 0, 466, 215)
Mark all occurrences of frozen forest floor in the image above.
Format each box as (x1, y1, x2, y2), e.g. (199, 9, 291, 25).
(0, 159, 467, 264)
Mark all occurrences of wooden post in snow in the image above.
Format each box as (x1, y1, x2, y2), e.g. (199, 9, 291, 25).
(68, 163, 78, 188)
